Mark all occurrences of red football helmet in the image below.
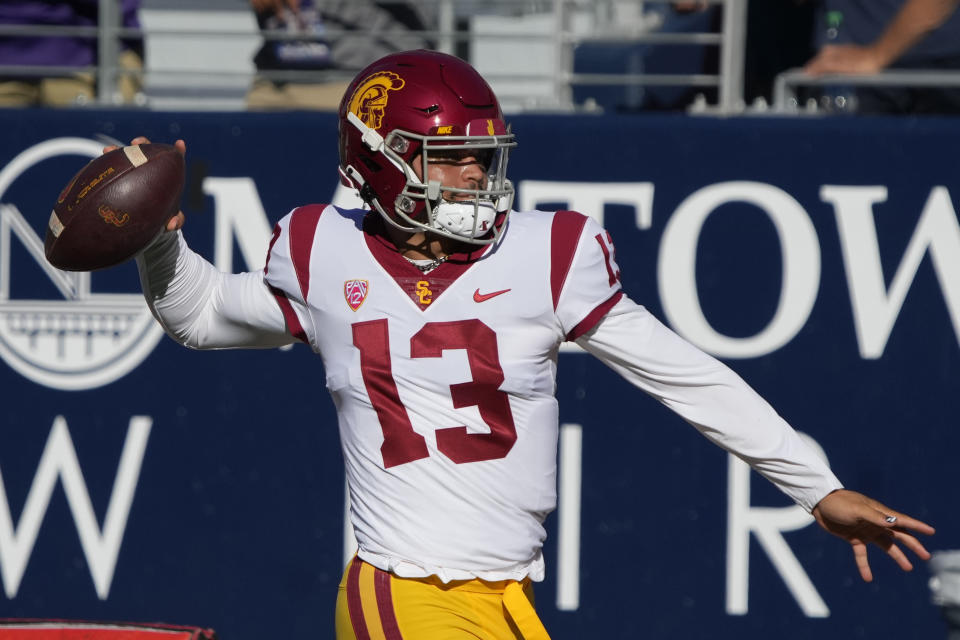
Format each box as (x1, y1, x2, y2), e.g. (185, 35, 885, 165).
(338, 50, 516, 244)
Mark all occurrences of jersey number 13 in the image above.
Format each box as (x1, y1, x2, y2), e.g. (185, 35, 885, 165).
(352, 318, 518, 468)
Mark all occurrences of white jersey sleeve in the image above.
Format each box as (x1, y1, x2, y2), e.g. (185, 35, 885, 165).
(577, 295, 843, 512)
(549, 210, 624, 341)
(260, 205, 328, 349)
(136, 229, 293, 349)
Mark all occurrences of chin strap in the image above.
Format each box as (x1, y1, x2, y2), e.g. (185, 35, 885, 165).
(347, 111, 385, 152)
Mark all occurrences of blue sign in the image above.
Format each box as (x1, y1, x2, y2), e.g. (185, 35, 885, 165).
(0, 108, 955, 639)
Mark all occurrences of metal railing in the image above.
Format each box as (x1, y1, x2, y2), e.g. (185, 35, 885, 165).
(0, 0, 747, 113)
(510, 0, 749, 114)
(772, 68, 960, 114)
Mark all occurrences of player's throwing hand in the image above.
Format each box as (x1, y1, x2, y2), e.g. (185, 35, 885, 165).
(812, 489, 935, 582)
(101, 136, 187, 232)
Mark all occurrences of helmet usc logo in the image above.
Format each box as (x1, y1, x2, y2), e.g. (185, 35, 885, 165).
(347, 71, 405, 130)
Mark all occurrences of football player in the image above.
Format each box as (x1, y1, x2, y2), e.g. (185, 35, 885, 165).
(131, 50, 933, 639)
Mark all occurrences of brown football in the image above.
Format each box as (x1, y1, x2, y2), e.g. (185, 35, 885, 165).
(44, 143, 185, 271)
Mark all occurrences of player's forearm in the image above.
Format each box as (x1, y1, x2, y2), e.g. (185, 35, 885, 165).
(136, 231, 292, 349)
(871, 0, 959, 67)
(578, 297, 842, 512)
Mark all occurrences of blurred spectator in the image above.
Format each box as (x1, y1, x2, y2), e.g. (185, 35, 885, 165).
(804, 0, 960, 113)
(247, 0, 435, 111)
(0, 0, 143, 107)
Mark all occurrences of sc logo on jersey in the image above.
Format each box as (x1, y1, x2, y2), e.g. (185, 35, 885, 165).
(0, 138, 165, 390)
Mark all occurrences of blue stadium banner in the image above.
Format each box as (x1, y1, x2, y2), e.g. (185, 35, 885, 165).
(0, 108, 956, 640)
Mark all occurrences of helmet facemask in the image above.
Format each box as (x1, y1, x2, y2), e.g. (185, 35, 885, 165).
(346, 113, 516, 245)
(412, 134, 515, 243)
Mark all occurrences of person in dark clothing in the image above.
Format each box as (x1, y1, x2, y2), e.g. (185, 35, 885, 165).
(804, 0, 960, 114)
(0, 0, 142, 107)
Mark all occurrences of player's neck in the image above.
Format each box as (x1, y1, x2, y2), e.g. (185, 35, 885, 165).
(387, 226, 452, 263)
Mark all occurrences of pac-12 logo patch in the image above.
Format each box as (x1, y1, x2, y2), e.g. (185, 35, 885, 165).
(344, 279, 370, 311)
(347, 71, 405, 130)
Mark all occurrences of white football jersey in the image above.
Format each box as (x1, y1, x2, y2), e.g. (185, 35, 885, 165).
(262, 205, 623, 582)
(138, 203, 841, 583)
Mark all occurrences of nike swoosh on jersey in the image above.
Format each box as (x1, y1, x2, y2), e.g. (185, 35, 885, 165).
(473, 288, 511, 302)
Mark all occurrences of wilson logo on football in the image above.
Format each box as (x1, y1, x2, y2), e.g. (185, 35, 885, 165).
(344, 279, 370, 311)
(347, 71, 405, 130)
(98, 204, 130, 227)
(0, 137, 165, 390)
(72, 167, 115, 209)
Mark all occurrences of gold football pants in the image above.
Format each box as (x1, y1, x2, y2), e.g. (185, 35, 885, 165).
(336, 556, 551, 640)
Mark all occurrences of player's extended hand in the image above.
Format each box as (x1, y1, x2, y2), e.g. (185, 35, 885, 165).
(812, 489, 935, 582)
(101, 136, 187, 232)
(804, 44, 885, 76)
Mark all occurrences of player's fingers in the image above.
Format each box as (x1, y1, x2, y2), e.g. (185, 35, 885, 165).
(882, 541, 915, 572)
(126, 136, 185, 156)
(867, 499, 936, 534)
(883, 510, 936, 536)
(852, 540, 873, 582)
(891, 529, 933, 560)
(102, 145, 118, 154)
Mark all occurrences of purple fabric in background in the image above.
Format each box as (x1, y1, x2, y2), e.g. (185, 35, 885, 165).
(0, 0, 141, 67)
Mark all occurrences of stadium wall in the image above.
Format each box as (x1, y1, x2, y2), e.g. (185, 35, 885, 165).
(0, 109, 956, 640)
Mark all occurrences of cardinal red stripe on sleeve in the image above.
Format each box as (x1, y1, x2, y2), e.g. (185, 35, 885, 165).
(550, 210, 588, 311)
(268, 285, 307, 343)
(595, 231, 620, 286)
(374, 566, 404, 639)
(264, 222, 307, 343)
(287, 204, 326, 303)
(346, 558, 372, 640)
(263, 224, 282, 275)
(566, 291, 623, 342)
